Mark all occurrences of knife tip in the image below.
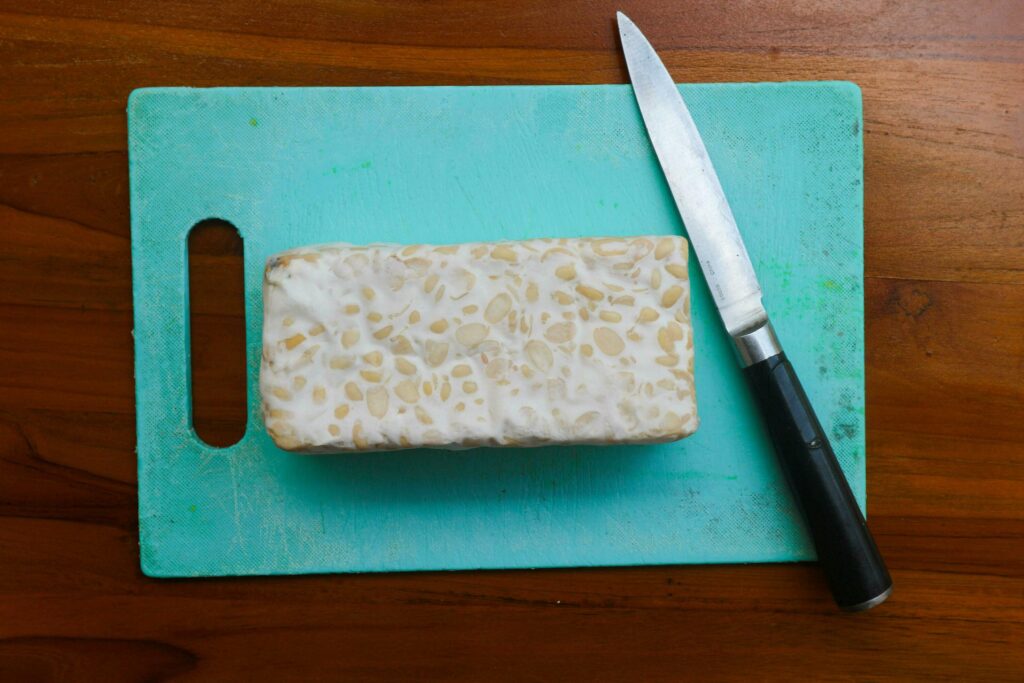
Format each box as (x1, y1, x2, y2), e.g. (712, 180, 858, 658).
(616, 11, 638, 38)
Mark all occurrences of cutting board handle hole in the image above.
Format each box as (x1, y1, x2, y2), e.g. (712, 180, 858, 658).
(187, 218, 248, 447)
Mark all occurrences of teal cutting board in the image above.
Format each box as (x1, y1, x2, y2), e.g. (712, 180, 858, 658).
(129, 83, 864, 577)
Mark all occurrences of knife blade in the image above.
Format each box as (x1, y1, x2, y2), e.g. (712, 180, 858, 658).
(617, 11, 892, 611)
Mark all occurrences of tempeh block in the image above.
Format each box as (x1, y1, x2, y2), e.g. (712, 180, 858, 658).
(260, 237, 698, 452)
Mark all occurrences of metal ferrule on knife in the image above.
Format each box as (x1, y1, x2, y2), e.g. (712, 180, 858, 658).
(732, 320, 783, 367)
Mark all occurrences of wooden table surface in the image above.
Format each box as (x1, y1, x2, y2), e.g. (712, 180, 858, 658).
(2, 1, 1022, 680)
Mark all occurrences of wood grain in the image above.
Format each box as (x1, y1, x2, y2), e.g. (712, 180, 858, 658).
(187, 220, 247, 448)
(1, 1, 1021, 680)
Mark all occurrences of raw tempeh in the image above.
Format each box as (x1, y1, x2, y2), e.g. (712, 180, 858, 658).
(260, 236, 698, 452)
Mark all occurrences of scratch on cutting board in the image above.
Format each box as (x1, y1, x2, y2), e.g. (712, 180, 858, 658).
(227, 446, 244, 548)
(453, 175, 488, 228)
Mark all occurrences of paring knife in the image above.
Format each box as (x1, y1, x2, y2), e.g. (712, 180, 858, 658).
(617, 12, 892, 611)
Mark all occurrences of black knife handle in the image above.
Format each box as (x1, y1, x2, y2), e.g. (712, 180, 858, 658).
(743, 349, 892, 611)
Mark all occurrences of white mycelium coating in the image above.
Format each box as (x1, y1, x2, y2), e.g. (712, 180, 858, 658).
(260, 236, 698, 452)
